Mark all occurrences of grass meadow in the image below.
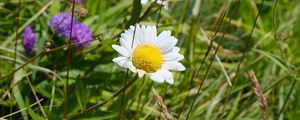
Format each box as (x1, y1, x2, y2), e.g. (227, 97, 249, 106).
(0, 0, 300, 119)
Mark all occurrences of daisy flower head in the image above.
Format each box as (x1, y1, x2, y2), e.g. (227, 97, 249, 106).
(112, 24, 185, 84)
(22, 26, 37, 55)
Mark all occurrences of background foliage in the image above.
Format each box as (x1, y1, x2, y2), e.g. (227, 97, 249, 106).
(0, 0, 300, 119)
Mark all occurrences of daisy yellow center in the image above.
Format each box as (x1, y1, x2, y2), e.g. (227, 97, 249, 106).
(132, 45, 163, 73)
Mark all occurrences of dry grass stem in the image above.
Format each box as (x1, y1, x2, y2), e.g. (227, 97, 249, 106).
(151, 87, 175, 120)
(248, 70, 268, 120)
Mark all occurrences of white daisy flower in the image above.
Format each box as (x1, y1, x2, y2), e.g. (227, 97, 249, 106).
(112, 24, 185, 84)
(141, 0, 168, 10)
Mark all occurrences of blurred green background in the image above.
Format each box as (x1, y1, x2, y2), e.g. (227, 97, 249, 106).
(0, 0, 299, 119)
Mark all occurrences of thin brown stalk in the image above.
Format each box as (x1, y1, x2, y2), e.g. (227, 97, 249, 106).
(247, 70, 268, 120)
(219, 0, 265, 117)
(151, 87, 174, 120)
(119, 18, 139, 119)
(185, 0, 239, 118)
(177, 8, 226, 120)
(64, 0, 76, 118)
(234, 0, 265, 81)
(13, 0, 21, 70)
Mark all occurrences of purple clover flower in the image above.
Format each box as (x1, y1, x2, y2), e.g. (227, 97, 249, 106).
(66, 23, 93, 48)
(48, 12, 78, 36)
(49, 12, 93, 48)
(22, 26, 36, 54)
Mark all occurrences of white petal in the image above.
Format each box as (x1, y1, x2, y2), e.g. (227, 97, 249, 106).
(173, 47, 180, 52)
(150, 70, 164, 83)
(162, 61, 186, 71)
(163, 52, 184, 61)
(155, 31, 178, 53)
(145, 26, 157, 44)
(113, 57, 137, 73)
(120, 33, 131, 49)
(112, 45, 130, 57)
(140, 25, 147, 44)
(149, 26, 157, 37)
(120, 38, 131, 52)
(127, 61, 137, 73)
(120, 24, 142, 49)
(137, 69, 146, 77)
(161, 70, 174, 84)
(112, 57, 130, 68)
(134, 24, 143, 45)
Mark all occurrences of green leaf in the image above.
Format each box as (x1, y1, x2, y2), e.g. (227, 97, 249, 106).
(254, 49, 292, 71)
(126, 0, 142, 27)
(25, 97, 43, 120)
(13, 85, 28, 120)
(76, 75, 90, 111)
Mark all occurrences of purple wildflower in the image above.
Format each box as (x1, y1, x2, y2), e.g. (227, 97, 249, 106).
(48, 12, 78, 36)
(48, 12, 92, 48)
(66, 23, 93, 48)
(22, 26, 36, 54)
